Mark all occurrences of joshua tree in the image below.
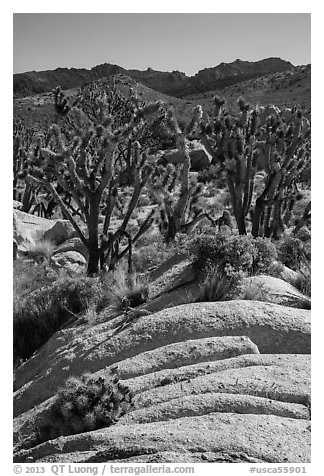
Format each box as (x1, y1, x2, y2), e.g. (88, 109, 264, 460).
(27, 84, 163, 275)
(199, 96, 311, 238)
(13, 121, 39, 212)
(151, 106, 215, 243)
(13, 122, 61, 218)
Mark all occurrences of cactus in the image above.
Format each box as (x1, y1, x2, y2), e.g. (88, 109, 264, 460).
(36, 372, 133, 443)
(27, 83, 163, 275)
(199, 97, 311, 238)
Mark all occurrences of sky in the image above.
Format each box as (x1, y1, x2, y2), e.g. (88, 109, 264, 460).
(13, 13, 311, 76)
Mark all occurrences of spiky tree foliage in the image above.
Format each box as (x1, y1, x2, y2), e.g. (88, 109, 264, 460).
(13, 122, 40, 213)
(26, 85, 163, 275)
(293, 200, 311, 234)
(199, 97, 311, 238)
(151, 106, 215, 243)
(36, 372, 133, 442)
(13, 123, 62, 218)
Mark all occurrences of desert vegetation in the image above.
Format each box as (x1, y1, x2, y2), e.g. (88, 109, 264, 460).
(13, 79, 311, 356)
(13, 76, 311, 463)
(35, 372, 133, 444)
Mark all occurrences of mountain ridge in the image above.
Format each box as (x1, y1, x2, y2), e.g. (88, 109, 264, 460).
(14, 65, 311, 131)
(14, 57, 296, 99)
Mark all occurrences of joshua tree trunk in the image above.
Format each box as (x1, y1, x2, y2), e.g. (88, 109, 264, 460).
(227, 177, 247, 235)
(251, 198, 264, 238)
(86, 194, 100, 276)
(87, 244, 100, 276)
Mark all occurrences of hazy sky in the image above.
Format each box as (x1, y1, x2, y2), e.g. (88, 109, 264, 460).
(13, 13, 311, 76)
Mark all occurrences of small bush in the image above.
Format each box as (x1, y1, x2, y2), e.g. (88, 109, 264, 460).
(26, 239, 55, 263)
(195, 264, 240, 302)
(14, 276, 105, 360)
(295, 226, 311, 243)
(197, 164, 227, 187)
(133, 236, 177, 273)
(36, 372, 133, 443)
(252, 237, 278, 274)
(277, 235, 308, 271)
(13, 260, 64, 300)
(188, 227, 277, 278)
(292, 270, 311, 298)
(100, 267, 149, 319)
(266, 260, 285, 278)
(239, 282, 270, 302)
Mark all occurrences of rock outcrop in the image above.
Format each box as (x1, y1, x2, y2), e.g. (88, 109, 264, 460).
(14, 352, 310, 463)
(14, 300, 310, 417)
(15, 413, 310, 463)
(145, 255, 310, 313)
(13, 210, 55, 252)
(156, 140, 212, 171)
(43, 220, 77, 246)
(51, 250, 86, 273)
(52, 237, 88, 260)
(13, 243, 311, 463)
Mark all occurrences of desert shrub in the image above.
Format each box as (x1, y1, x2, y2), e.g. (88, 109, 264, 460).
(239, 281, 270, 302)
(292, 191, 311, 224)
(25, 239, 56, 263)
(266, 260, 285, 278)
(292, 270, 311, 298)
(277, 235, 308, 271)
(195, 263, 240, 302)
(188, 227, 277, 278)
(14, 276, 105, 360)
(251, 237, 278, 274)
(36, 372, 133, 443)
(99, 267, 149, 319)
(13, 260, 64, 300)
(134, 230, 160, 248)
(295, 226, 311, 243)
(132, 235, 179, 273)
(197, 164, 227, 187)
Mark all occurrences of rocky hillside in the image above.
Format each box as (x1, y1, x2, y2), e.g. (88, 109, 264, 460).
(186, 64, 311, 113)
(13, 74, 186, 130)
(183, 57, 294, 96)
(13, 64, 311, 131)
(13, 210, 311, 463)
(14, 57, 293, 99)
(13, 296, 311, 463)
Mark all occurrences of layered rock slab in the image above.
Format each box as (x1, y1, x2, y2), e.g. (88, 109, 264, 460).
(14, 353, 310, 456)
(109, 335, 259, 379)
(132, 362, 310, 410)
(118, 393, 309, 425)
(14, 301, 310, 417)
(14, 413, 311, 463)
